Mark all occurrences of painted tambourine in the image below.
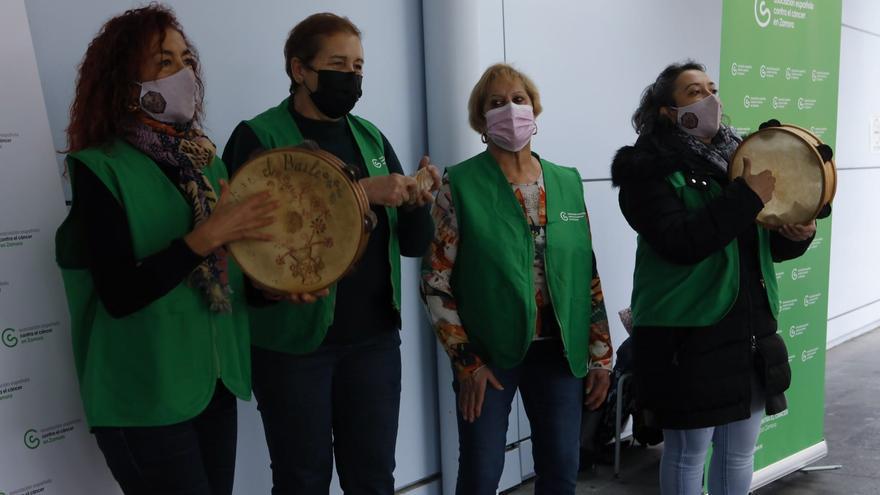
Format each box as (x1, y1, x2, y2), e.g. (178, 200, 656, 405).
(729, 124, 836, 228)
(228, 146, 375, 293)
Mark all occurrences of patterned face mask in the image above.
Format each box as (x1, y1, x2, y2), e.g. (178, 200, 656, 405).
(137, 67, 197, 124)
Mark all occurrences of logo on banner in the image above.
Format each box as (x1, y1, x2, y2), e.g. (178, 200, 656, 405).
(0, 377, 30, 402)
(754, 0, 772, 27)
(791, 267, 812, 280)
(2, 328, 18, 348)
(0, 479, 52, 495)
(731, 63, 752, 76)
(743, 95, 766, 109)
(24, 429, 40, 449)
(789, 323, 809, 338)
(802, 347, 820, 362)
(1, 322, 58, 349)
(779, 298, 798, 313)
(803, 293, 822, 307)
(22, 420, 83, 450)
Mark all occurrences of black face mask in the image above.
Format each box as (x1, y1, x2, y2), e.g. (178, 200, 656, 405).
(304, 67, 363, 119)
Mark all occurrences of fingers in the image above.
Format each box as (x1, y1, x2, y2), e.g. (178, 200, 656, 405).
(428, 165, 442, 191)
(486, 372, 504, 391)
(460, 381, 475, 423)
(585, 388, 605, 411)
(473, 378, 487, 420)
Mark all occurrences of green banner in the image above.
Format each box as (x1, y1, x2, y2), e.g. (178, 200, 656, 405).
(719, 0, 841, 480)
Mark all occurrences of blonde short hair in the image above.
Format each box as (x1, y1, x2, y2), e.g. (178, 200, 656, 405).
(468, 63, 542, 134)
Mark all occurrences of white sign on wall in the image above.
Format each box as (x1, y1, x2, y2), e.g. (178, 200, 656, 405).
(0, 1, 120, 494)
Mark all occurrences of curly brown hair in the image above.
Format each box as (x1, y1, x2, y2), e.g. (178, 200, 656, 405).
(66, 3, 204, 152)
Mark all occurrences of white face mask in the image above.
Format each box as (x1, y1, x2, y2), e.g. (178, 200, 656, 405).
(673, 93, 722, 139)
(137, 67, 197, 124)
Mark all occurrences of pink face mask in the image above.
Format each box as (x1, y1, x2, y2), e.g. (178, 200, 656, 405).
(485, 102, 537, 152)
(674, 93, 722, 139)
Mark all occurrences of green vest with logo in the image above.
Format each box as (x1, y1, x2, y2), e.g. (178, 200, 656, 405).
(446, 151, 593, 377)
(630, 171, 779, 327)
(55, 139, 251, 427)
(243, 98, 401, 354)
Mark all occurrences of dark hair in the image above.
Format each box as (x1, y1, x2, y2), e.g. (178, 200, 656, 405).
(284, 13, 361, 93)
(66, 3, 203, 152)
(631, 60, 706, 136)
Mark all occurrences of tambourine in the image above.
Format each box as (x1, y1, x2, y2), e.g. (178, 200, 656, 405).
(227, 146, 375, 293)
(729, 124, 836, 227)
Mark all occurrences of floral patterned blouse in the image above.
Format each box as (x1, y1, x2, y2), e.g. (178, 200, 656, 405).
(420, 171, 613, 379)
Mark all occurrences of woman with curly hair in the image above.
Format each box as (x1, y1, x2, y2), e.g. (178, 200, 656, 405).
(55, 5, 275, 494)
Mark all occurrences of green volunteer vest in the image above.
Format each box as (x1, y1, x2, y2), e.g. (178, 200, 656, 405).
(630, 171, 779, 327)
(243, 98, 401, 354)
(447, 151, 593, 377)
(55, 139, 251, 427)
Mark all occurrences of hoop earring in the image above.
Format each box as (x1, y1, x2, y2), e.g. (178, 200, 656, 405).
(481, 133, 488, 144)
(533, 123, 538, 136)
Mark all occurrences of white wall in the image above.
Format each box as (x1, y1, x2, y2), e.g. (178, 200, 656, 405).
(827, 0, 880, 346)
(24, 1, 440, 493)
(502, 0, 723, 348)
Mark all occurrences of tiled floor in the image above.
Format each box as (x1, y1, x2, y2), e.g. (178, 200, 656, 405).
(507, 329, 880, 494)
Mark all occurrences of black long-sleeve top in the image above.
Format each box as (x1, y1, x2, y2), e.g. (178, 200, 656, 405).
(222, 101, 433, 345)
(70, 158, 206, 318)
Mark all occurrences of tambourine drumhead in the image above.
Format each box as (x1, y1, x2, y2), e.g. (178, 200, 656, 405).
(227, 147, 370, 293)
(729, 125, 835, 227)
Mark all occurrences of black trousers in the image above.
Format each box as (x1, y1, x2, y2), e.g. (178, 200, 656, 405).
(93, 383, 238, 495)
(252, 331, 402, 495)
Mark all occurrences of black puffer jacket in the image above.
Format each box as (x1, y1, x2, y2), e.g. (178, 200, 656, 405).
(611, 129, 813, 430)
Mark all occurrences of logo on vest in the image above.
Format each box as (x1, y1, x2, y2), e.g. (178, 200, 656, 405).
(559, 211, 586, 222)
(371, 156, 387, 169)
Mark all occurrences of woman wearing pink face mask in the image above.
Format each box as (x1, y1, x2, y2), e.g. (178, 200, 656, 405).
(420, 64, 613, 494)
(611, 61, 817, 495)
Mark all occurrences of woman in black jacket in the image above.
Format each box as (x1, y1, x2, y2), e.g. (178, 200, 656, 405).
(611, 61, 816, 495)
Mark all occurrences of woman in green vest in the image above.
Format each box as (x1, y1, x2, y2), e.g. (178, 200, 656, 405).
(222, 13, 439, 495)
(420, 64, 613, 495)
(611, 61, 818, 495)
(55, 6, 275, 494)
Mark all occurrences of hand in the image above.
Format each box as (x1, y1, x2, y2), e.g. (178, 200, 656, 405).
(185, 179, 277, 256)
(251, 279, 330, 304)
(410, 155, 442, 207)
(741, 157, 776, 204)
(584, 369, 611, 411)
(777, 221, 816, 241)
(458, 366, 504, 423)
(359, 173, 419, 208)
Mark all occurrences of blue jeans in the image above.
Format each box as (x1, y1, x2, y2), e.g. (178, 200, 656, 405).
(660, 379, 765, 495)
(454, 340, 583, 495)
(251, 331, 402, 495)
(93, 383, 237, 495)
